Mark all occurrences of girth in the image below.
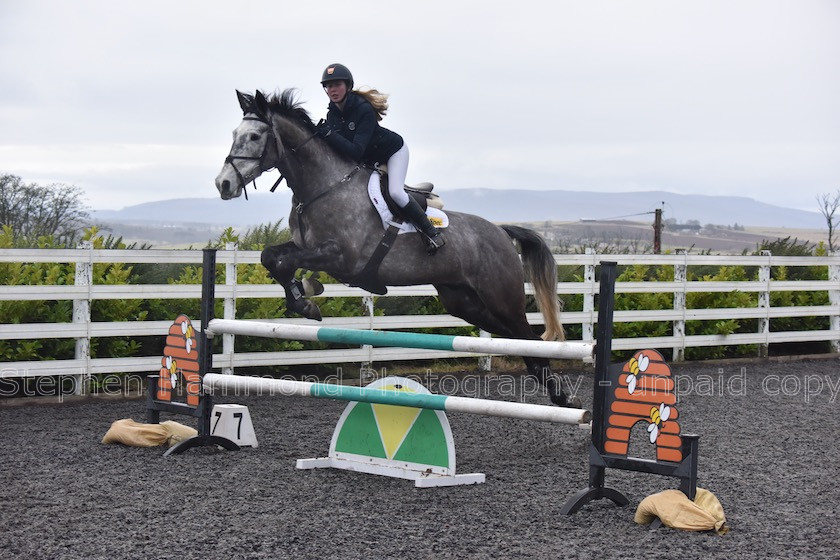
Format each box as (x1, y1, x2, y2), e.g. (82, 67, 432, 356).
(344, 171, 436, 295)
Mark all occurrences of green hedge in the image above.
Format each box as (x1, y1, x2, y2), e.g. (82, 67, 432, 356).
(0, 226, 833, 369)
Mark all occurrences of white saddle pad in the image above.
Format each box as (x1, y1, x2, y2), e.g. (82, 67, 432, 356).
(367, 172, 448, 233)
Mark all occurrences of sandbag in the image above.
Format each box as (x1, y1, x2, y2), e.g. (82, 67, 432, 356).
(102, 419, 197, 448)
(634, 488, 729, 534)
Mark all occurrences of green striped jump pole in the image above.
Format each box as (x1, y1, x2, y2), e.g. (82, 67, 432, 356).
(205, 319, 594, 361)
(202, 373, 591, 425)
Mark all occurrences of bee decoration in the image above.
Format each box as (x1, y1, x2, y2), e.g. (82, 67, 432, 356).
(182, 320, 195, 354)
(647, 402, 671, 444)
(625, 352, 650, 394)
(164, 355, 179, 390)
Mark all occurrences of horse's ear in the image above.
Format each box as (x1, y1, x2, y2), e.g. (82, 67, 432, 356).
(254, 90, 269, 118)
(237, 90, 255, 114)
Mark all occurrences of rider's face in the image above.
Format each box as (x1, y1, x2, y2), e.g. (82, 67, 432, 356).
(323, 80, 348, 104)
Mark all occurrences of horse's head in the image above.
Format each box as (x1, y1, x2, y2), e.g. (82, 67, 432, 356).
(215, 90, 280, 200)
(215, 89, 319, 200)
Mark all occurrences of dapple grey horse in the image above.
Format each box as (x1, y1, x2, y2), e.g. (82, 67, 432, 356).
(215, 89, 577, 407)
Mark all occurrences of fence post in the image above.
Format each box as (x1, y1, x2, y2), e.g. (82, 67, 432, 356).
(673, 249, 687, 362)
(758, 250, 771, 358)
(73, 240, 93, 396)
(361, 295, 375, 378)
(583, 248, 595, 347)
(829, 252, 839, 353)
(222, 242, 237, 375)
(478, 330, 492, 371)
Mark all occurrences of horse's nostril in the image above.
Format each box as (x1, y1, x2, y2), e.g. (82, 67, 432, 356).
(221, 179, 230, 192)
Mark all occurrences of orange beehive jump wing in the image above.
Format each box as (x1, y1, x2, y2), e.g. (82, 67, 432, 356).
(604, 350, 684, 463)
(157, 315, 200, 406)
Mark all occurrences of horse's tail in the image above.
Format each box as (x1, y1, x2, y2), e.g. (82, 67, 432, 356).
(501, 225, 565, 341)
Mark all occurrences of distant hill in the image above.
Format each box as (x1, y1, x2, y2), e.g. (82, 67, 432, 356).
(93, 191, 294, 228)
(92, 188, 824, 230)
(444, 189, 822, 229)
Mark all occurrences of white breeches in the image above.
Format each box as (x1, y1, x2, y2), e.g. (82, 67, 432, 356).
(386, 144, 410, 208)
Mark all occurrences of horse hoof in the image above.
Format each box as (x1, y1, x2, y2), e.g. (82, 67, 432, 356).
(301, 300, 323, 321)
(302, 276, 324, 297)
(551, 394, 583, 408)
(284, 298, 322, 321)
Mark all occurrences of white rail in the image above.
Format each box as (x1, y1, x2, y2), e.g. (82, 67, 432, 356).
(0, 247, 838, 388)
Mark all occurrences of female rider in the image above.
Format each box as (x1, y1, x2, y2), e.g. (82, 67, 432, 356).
(316, 63, 445, 254)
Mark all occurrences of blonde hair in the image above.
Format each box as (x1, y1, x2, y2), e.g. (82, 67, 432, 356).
(354, 88, 389, 121)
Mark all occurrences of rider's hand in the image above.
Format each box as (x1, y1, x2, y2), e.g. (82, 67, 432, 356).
(315, 121, 333, 138)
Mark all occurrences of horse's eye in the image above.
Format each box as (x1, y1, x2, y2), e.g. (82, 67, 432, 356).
(249, 133, 261, 142)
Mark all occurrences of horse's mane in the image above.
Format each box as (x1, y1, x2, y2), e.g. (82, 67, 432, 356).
(266, 89, 315, 132)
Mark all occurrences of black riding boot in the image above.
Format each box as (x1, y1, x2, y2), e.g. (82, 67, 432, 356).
(400, 198, 445, 254)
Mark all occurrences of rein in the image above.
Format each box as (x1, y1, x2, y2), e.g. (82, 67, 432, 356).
(225, 113, 352, 211)
(293, 165, 361, 215)
(272, 119, 359, 216)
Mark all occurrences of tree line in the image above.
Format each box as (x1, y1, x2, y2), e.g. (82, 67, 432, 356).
(0, 174, 90, 245)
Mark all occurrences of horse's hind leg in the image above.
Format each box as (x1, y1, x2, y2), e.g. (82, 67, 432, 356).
(436, 285, 573, 407)
(524, 356, 578, 407)
(435, 284, 521, 337)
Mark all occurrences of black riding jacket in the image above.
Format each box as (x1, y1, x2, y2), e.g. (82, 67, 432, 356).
(324, 92, 404, 166)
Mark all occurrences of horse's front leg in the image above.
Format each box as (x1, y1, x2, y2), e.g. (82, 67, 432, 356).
(260, 240, 343, 321)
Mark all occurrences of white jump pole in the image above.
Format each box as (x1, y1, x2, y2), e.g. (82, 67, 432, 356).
(203, 373, 591, 425)
(206, 319, 594, 361)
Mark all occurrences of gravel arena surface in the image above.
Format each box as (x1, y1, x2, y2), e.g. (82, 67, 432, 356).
(2, 357, 839, 559)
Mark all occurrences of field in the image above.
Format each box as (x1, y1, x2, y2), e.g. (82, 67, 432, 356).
(97, 215, 830, 255)
(520, 220, 828, 254)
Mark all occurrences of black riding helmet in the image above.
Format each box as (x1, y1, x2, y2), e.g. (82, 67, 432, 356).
(321, 63, 354, 90)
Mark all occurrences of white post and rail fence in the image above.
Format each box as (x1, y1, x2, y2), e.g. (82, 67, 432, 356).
(1, 246, 838, 394)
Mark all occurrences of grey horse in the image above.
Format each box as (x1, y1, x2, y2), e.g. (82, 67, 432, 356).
(215, 89, 577, 407)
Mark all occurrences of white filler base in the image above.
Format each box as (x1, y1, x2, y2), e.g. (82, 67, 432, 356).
(210, 404, 258, 448)
(297, 456, 485, 488)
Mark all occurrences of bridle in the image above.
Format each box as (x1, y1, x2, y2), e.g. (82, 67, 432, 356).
(223, 112, 358, 212)
(223, 115, 286, 200)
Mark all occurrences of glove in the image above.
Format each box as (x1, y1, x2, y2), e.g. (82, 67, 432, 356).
(315, 120, 333, 138)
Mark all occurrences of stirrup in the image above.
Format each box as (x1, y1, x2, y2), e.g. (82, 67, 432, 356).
(424, 232, 445, 255)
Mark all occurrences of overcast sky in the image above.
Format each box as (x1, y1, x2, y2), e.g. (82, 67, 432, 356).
(1, 0, 838, 215)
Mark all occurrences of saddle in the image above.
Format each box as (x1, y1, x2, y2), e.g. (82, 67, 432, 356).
(379, 178, 443, 217)
(346, 171, 445, 295)
(373, 162, 442, 213)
